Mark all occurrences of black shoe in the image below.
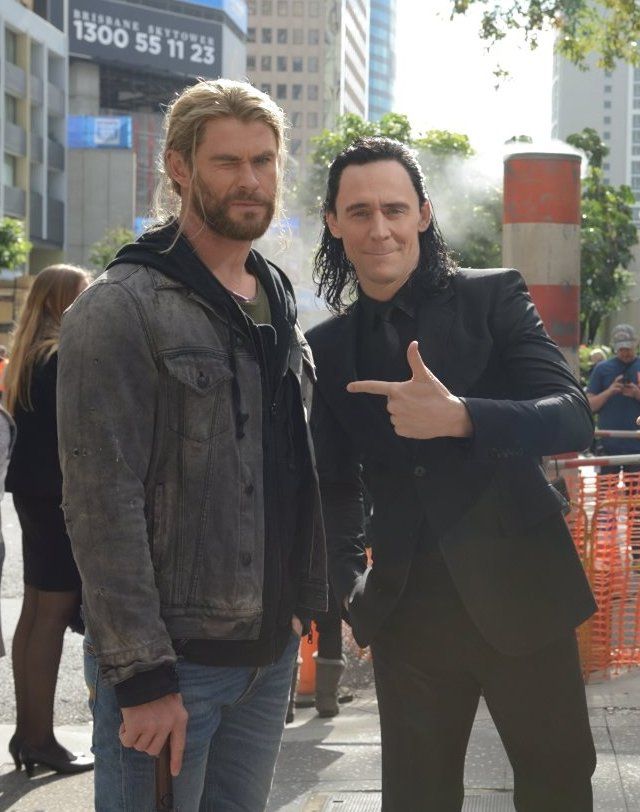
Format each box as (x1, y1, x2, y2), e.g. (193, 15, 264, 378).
(8, 733, 22, 770)
(20, 745, 94, 778)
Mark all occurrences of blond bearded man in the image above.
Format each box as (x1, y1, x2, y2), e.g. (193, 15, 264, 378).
(57, 80, 326, 811)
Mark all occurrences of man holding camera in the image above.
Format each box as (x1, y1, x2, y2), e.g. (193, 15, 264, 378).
(587, 323, 640, 473)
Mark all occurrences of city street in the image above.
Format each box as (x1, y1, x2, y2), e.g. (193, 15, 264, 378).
(1, 493, 640, 810)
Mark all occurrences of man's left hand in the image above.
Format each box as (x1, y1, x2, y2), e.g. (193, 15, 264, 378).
(347, 341, 473, 440)
(623, 371, 640, 400)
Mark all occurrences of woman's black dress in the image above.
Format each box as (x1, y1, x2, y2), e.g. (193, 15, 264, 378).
(6, 354, 81, 592)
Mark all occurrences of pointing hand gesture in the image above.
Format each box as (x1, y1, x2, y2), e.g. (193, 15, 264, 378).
(347, 341, 473, 440)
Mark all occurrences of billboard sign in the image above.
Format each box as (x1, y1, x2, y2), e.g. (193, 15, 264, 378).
(69, 0, 223, 77)
(180, 0, 247, 33)
(68, 115, 133, 149)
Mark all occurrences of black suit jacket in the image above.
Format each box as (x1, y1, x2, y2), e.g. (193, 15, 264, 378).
(307, 268, 597, 656)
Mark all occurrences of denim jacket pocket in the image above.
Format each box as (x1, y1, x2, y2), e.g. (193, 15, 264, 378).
(163, 351, 234, 442)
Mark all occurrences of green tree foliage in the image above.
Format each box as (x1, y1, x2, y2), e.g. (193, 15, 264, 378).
(89, 226, 135, 272)
(449, 1, 640, 69)
(302, 112, 412, 214)
(566, 128, 638, 343)
(305, 113, 502, 269)
(0, 217, 31, 271)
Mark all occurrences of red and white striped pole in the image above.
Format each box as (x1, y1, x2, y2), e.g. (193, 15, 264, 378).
(503, 150, 582, 375)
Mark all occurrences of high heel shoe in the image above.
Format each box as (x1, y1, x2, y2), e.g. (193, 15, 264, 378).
(20, 745, 94, 777)
(8, 733, 22, 770)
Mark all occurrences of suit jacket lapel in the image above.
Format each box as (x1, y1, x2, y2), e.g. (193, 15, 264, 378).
(318, 306, 412, 463)
(415, 284, 462, 392)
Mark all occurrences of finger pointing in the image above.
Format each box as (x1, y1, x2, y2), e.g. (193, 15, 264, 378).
(347, 380, 395, 397)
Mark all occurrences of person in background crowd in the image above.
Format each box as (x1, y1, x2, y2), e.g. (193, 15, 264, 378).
(587, 324, 640, 474)
(57, 79, 326, 811)
(0, 402, 16, 658)
(4, 264, 93, 777)
(308, 137, 596, 811)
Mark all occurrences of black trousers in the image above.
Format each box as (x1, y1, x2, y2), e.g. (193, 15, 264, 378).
(370, 549, 596, 812)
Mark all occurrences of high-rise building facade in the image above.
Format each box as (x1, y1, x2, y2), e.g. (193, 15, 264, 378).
(552, 52, 640, 222)
(1, 0, 67, 275)
(368, 0, 395, 121)
(552, 50, 640, 324)
(245, 0, 370, 177)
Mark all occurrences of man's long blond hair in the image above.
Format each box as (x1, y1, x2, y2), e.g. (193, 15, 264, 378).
(152, 78, 288, 235)
(4, 264, 90, 414)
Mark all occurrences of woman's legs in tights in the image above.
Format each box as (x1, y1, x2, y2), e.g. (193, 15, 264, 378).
(12, 585, 79, 753)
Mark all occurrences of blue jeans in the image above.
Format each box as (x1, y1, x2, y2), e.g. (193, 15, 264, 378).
(84, 633, 299, 811)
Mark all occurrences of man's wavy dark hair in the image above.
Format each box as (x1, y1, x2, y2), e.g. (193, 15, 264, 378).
(313, 137, 458, 314)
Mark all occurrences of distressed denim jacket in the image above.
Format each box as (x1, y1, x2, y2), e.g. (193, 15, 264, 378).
(57, 263, 327, 686)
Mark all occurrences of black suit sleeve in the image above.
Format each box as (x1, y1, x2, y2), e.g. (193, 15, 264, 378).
(461, 269, 594, 460)
(310, 382, 367, 604)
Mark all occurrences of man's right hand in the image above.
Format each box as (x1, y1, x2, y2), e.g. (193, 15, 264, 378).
(609, 374, 625, 396)
(119, 693, 188, 777)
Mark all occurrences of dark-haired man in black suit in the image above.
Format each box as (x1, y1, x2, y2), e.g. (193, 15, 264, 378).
(307, 136, 597, 812)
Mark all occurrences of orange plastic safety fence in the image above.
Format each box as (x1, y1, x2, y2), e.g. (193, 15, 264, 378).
(342, 472, 640, 679)
(566, 470, 640, 680)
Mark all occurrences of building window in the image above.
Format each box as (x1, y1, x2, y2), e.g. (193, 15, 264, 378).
(604, 85, 612, 93)
(3, 153, 17, 187)
(308, 84, 318, 100)
(261, 1, 272, 14)
(277, 1, 288, 15)
(261, 55, 272, 71)
(307, 111, 318, 127)
(247, 55, 256, 70)
(308, 56, 319, 72)
(309, 1, 319, 16)
(261, 83, 272, 94)
(293, 28, 303, 44)
(634, 146, 640, 155)
(603, 131, 611, 140)
(262, 28, 272, 43)
(604, 162, 612, 171)
(308, 29, 320, 45)
(247, 27, 256, 43)
(277, 28, 288, 44)
(604, 116, 611, 124)
(5, 94, 18, 124)
(291, 139, 302, 155)
(604, 101, 612, 109)
(247, 1, 257, 13)
(5, 29, 18, 65)
(291, 111, 302, 127)
(292, 57, 303, 72)
(292, 1, 303, 16)
(292, 84, 303, 99)
(277, 56, 287, 71)
(632, 161, 640, 173)
(277, 84, 287, 99)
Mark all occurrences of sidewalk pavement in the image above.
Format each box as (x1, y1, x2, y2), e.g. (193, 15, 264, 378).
(1, 670, 639, 811)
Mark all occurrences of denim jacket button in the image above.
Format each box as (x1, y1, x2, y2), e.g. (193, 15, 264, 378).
(197, 373, 210, 389)
(241, 552, 252, 566)
(245, 483, 254, 495)
(414, 465, 426, 478)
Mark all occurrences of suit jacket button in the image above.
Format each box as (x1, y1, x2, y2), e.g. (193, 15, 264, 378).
(414, 465, 426, 478)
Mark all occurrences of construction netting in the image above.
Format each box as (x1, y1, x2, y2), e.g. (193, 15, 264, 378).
(343, 466, 640, 681)
(563, 467, 640, 680)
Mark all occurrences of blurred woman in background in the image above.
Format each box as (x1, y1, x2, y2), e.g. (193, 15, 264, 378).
(4, 264, 94, 776)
